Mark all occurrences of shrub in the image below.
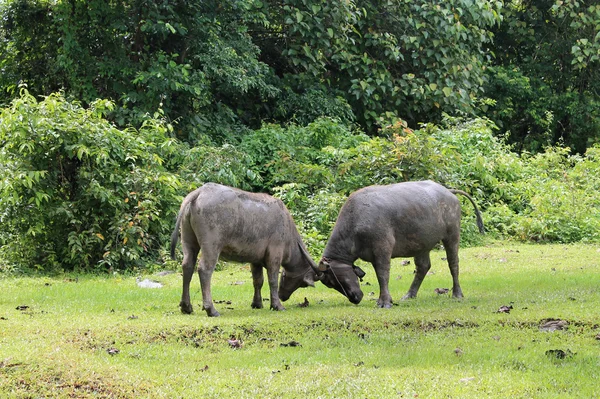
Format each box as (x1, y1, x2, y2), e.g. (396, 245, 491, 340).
(0, 90, 181, 272)
(510, 146, 600, 242)
(176, 143, 261, 193)
(241, 118, 365, 191)
(273, 184, 346, 257)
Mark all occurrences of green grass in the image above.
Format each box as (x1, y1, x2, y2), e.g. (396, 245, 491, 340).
(1, 242, 600, 398)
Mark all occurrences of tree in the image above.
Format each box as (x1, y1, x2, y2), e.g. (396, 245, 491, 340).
(484, 0, 600, 153)
(252, 0, 502, 131)
(0, 0, 280, 143)
(1, 0, 503, 140)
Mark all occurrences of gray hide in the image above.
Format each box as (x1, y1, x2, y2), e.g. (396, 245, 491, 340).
(170, 183, 319, 317)
(317, 180, 485, 308)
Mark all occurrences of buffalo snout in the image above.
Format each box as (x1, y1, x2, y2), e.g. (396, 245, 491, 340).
(348, 290, 364, 304)
(278, 289, 292, 302)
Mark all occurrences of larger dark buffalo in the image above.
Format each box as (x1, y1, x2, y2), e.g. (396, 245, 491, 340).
(314, 181, 484, 308)
(170, 183, 319, 317)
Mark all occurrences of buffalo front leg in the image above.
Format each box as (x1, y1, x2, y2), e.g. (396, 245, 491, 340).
(179, 236, 199, 314)
(198, 251, 220, 317)
(373, 258, 393, 308)
(402, 252, 431, 300)
(443, 239, 463, 298)
(265, 261, 285, 311)
(250, 263, 264, 309)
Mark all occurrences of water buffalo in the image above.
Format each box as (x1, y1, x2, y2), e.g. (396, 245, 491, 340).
(315, 180, 484, 308)
(170, 183, 319, 317)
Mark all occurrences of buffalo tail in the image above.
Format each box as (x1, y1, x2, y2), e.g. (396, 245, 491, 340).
(170, 190, 198, 259)
(449, 189, 485, 234)
(170, 209, 183, 260)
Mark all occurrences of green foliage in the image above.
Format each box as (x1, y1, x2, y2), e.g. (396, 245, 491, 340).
(273, 184, 346, 257)
(273, 87, 355, 126)
(2, 88, 600, 274)
(1, 0, 503, 142)
(507, 146, 600, 242)
(3, 0, 600, 273)
(2, 0, 599, 155)
(0, 0, 62, 97)
(256, 0, 502, 130)
(176, 143, 262, 192)
(0, 89, 181, 272)
(485, 0, 600, 153)
(0, 0, 279, 143)
(265, 117, 600, 247)
(240, 118, 366, 191)
(264, 118, 502, 247)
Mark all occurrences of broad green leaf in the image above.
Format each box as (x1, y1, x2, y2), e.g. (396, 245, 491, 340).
(165, 23, 176, 34)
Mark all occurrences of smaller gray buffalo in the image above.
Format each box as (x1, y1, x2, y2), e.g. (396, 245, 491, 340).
(170, 183, 319, 317)
(314, 181, 484, 308)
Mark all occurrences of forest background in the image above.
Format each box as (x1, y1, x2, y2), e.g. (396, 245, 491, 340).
(1, 0, 599, 273)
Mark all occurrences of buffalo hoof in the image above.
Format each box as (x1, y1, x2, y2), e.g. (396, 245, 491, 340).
(270, 305, 286, 311)
(204, 307, 221, 317)
(376, 298, 393, 308)
(180, 302, 194, 314)
(401, 293, 416, 300)
(251, 301, 264, 309)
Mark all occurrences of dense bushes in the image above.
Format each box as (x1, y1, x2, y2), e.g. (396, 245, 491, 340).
(0, 90, 183, 272)
(2, 91, 599, 272)
(243, 114, 600, 254)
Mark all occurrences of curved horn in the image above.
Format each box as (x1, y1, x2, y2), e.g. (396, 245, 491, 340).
(297, 242, 323, 278)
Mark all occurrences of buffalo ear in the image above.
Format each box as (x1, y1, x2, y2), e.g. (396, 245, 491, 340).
(303, 273, 316, 287)
(353, 266, 366, 280)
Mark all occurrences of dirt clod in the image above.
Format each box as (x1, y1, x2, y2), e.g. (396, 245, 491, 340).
(496, 305, 513, 314)
(227, 338, 242, 349)
(539, 319, 568, 332)
(106, 348, 120, 356)
(280, 340, 301, 347)
(545, 349, 573, 359)
(298, 297, 309, 308)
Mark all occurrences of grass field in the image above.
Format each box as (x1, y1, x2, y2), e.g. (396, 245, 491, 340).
(1, 242, 599, 398)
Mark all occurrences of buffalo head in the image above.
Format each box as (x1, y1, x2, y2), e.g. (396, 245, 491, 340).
(278, 268, 318, 302)
(278, 243, 319, 302)
(317, 257, 364, 304)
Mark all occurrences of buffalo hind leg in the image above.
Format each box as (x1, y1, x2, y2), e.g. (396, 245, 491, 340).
(198, 250, 221, 317)
(402, 252, 431, 300)
(443, 238, 463, 298)
(251, 263, 264, 309)
(179, 227, 200, 314)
